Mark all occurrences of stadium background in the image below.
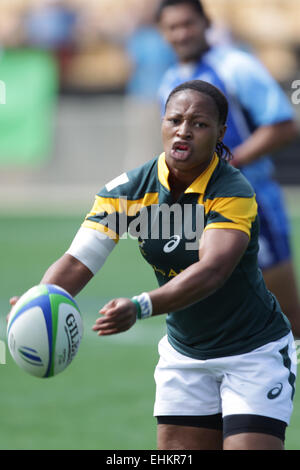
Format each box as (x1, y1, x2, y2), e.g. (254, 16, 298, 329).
(0, 0, 299, 450)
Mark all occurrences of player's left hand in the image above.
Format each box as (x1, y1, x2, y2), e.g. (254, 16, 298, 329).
(230, 150, 253, 168)
(92, 298, 137, 336)
(230, 156, 239, 168)
(230, 154, 244, 168)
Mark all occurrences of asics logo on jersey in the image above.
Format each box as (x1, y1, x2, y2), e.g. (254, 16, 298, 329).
(267, 383, 283, 399)
(163, 235, 181, 253)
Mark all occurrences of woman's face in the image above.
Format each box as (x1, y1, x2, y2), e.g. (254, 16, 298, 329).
(162, 89, 226, 175)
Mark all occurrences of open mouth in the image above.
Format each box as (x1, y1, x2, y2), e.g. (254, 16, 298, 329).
(171, 142, 192, 161)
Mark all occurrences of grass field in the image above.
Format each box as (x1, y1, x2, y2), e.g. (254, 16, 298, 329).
(1, 210, 300, 450)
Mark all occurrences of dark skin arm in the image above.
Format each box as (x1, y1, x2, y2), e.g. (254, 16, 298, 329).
(9, 229, 249, 335)
(92, 228, 250, 335)
(8, 254, 93, 315)
(40, 253, 94, 296)
(232, 120, 299, 167)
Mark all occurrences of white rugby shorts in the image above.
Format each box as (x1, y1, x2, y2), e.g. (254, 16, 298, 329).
(154, 333, 297, 425)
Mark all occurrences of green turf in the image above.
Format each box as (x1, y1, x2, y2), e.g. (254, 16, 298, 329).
(1, 213, 300, 449)
(0, 214, 162, 450)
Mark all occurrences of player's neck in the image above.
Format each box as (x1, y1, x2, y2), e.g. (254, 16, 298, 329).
(179, 44, 210, 65)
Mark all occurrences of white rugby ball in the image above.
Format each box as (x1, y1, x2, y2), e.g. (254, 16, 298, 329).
(7, 284, 83, 378)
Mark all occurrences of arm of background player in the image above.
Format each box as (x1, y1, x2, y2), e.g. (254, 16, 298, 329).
(149, 228, 249, 314)
(226, 50, 299, 167)
(232, 119, 299, 167)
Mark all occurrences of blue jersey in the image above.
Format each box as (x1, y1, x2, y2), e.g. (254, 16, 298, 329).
(158, 46, 294, 187)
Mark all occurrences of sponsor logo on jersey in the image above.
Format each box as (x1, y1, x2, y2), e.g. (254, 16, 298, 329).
(163, 235, 181, 253)
(267, 383, 283, 399)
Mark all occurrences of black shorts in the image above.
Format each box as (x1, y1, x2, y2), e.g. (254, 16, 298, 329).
(156, 413, 287, 442)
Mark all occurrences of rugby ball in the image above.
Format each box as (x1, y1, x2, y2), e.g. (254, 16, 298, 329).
(7, 284, 83, 378)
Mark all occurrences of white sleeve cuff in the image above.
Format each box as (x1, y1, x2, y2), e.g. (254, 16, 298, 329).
(66, 227, 116, 275)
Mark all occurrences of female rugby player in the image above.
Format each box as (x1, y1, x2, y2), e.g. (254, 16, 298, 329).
(10, 80, 296, 450)
(156, 0, 300, 339)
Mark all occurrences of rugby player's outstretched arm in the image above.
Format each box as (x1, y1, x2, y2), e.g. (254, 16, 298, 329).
(149, 228, 249, 315)
(8, 254, 93, 322)
(40, 254, 94, 297)
(92, 228, 250, 336)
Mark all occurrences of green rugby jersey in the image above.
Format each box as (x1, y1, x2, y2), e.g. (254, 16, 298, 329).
(83, 153, 290, 359)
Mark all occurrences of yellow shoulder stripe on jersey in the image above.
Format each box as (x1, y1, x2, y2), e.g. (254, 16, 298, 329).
(87, 193, 159, 217)
(82, 192, 159, 243)
(204, 195, 257, 237)
(204, 222, 251, 237)
(82, 219, 120, 243)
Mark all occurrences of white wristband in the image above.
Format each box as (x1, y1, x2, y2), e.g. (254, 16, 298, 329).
(132, 292, 153, 320)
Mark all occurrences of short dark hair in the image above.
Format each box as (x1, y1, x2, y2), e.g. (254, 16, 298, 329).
(165, 80, 232, 160)
(156, 0, 208, 22)
(166, 80, 228, 125)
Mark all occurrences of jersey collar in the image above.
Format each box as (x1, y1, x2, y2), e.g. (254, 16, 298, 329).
(157, 152, 219, 195)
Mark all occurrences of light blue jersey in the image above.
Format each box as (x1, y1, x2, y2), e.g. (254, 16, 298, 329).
(158, 46, 295, 269)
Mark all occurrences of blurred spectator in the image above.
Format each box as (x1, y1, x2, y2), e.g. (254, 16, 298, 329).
(125, 2, 176, 101)
(123, 2, 175, 172)
(24, 0, 77, 50)
(0, 5, 25, 48)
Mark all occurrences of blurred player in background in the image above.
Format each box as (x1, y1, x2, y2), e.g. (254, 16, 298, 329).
(156, 0, 300, 336)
